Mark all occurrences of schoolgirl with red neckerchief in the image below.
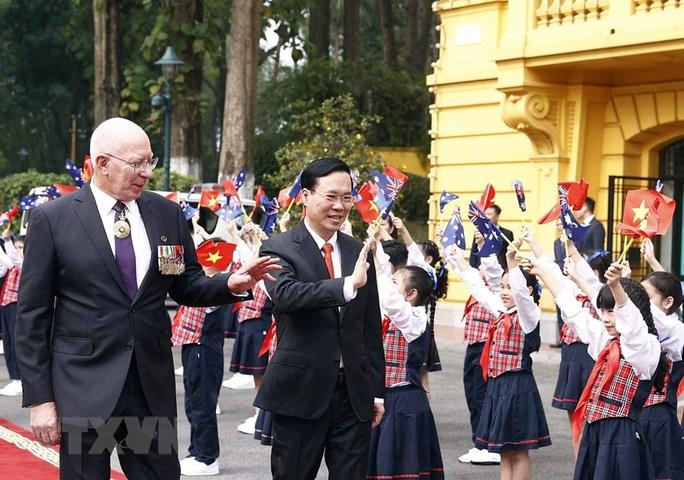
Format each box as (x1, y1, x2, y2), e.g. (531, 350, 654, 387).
(0, 230, 23, 397)
(366, 240, 444, 480)
(535, 257, 666, 480)
(638, 242, 684, 480)
(522, 228, 601, 456)
(447, 239, 551, 480)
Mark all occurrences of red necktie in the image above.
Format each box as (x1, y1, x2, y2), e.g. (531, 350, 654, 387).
(479, 312, 513, 382)
(322, 243, 335, 279)
(571, 339, 622, 444)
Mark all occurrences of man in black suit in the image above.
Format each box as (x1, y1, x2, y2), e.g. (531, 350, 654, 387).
(15, 117, 279, 479)
(256, 158, 384, 480)
(469, 204, 514, 271)
(576, 196, 605, 253)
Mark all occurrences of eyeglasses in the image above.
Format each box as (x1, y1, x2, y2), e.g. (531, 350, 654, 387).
(309, 189, 354, 206)
(105, 152, 159, 172)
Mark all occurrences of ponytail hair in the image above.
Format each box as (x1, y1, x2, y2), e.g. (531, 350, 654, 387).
(520, 268, 541, 305)
(587, 250, 612, 284)
(596, 278, 669, 393)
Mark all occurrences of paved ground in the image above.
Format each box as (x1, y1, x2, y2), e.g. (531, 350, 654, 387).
(0, 336, 581, 479)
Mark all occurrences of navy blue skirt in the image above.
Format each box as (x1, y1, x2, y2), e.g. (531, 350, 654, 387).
(367, 384, 444, 479)
(229, 317, 269, 375)
(475, 370, 551, 453)
(574, 418, 655, 480)
(254, 408, 273, 446)
(224, 307, 238, 339)
(552, 342, 594, 411)
(639, 403, 684, 480)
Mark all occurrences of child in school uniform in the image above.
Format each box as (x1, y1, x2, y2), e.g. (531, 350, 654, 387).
(366, 241, 444, 480)
(0, 231, 23, 397)
(447, 239, 551, 480)
(534, 257, 666, 480)
(172, 239, 236, 477)
(522, 228, 600, 456)
(639, 268, 684, 480)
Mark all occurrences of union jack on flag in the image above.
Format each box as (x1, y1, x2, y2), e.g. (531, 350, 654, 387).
(217, 196, 244, 221)
(371, 170, 405, 202)
(559, 186, 589, 244)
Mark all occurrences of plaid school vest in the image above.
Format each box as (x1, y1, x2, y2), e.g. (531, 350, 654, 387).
(0, 267, 19, 306)
(585, 341, 643, 423)
(463, 302, 495, 345)
(171, 306, 206, 346)
(561, 295, 599, 345)
(644, 359, 684, 409)
(383, 320, 428, 388)
(482, 312, 540, 379)
(237, 284, 269, 323)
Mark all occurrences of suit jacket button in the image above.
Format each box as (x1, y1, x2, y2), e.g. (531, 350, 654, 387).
(129, 306, 135, 313)
(124, 342, 133, 350)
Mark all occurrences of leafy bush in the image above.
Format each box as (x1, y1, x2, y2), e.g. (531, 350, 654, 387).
(146, 171, 198, 193)
(0, 170, 72, 210)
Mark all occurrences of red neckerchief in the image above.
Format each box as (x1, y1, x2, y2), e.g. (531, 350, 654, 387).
(571, 338, 622, 444)
(258, 320, 277, 358)
(677, 377, 684, 398)
(381, 316, 392, 338)
(479, 311, 514, 382)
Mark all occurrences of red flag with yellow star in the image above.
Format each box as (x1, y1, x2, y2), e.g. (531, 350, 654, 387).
(196, 240, 236, 271)
(199, 189, 222, 212)
(354, 182, 381, 224)
(616, 189, 676, 238)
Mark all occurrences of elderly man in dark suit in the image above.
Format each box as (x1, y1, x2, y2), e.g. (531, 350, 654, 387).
(256, 157, 384, 480)
(15, 117, 280, 479)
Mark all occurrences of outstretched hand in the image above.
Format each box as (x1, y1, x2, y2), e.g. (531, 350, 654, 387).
(604, 262, 623, 287)
(351, 240, 373, 289)
(227, 256, 282, 293)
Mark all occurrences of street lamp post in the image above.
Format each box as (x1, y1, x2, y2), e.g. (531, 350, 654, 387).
(152, 46, 184, 192)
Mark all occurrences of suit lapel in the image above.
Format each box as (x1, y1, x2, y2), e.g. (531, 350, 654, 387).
(133, 193, 158, 304)
(293, 222, 331, 281)
(72, 185, 128, 298)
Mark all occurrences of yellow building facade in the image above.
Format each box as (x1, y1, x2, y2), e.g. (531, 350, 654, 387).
(428, 0, 684, 334)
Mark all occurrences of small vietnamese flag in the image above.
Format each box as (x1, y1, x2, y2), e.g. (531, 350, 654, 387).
(253, 185, 266, 213)
(223, 179, 239, 198)
(354, 182, 381, 224)
(165, 192, 179, 203)
(616, 189, 676, 238)
(200, 189, 222, 212)
(478, 183, 495, 211)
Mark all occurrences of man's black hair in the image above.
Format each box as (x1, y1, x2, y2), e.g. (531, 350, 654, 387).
(300, 157, 352, 191)
(487, 204, 502, 216)
(584, 197, 596, 213)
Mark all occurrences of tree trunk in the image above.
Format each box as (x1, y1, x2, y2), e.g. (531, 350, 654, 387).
(402, 0, 433, 74)
(343, 0, 359, 63)
(378, 0, 397, 66)
(218, 0, 262, 193)
(170, 0, 203, 180)
(308, 0, 330, 59)
(93, 0, 120, 125)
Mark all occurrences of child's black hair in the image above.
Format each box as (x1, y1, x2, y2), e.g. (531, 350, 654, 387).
(381, 239, 408, 269)
(643, 271, 684, 316)
(586, 250, 612, 284)
(596, 278, 669, 393)
(397, 265, 433, 307)
(418, 240, 449, 300)
(520, 268, 541, 305)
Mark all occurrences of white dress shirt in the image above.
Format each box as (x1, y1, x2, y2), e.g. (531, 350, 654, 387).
(90, 181, 151, 289)
(303, 219, 356, 302)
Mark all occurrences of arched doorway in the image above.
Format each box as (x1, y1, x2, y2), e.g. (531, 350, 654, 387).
(658, 139, 684, 278)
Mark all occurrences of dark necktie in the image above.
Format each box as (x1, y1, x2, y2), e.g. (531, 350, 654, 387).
(113, 201, 138, 299)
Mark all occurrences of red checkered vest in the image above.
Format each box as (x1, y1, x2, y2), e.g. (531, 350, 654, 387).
(483, 312, 540, 379)
(0, 267, 19, 306)
(383, 319, 429, 388)
(585, 340, 646, 423)
(644, 359, 684, 409)
(463, 301, 495, 345)
(561, 295, 599, 345)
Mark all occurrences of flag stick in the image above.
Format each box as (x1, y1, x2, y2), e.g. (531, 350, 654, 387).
(617, 237, 635, 264)
(561, 232, 569, 258)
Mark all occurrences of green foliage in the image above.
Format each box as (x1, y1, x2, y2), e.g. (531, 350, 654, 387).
(0, 170, 72, 211)
(394, 173, 429, 241)
(146, 171, 198, 193)
(265, 95, 382, 192)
